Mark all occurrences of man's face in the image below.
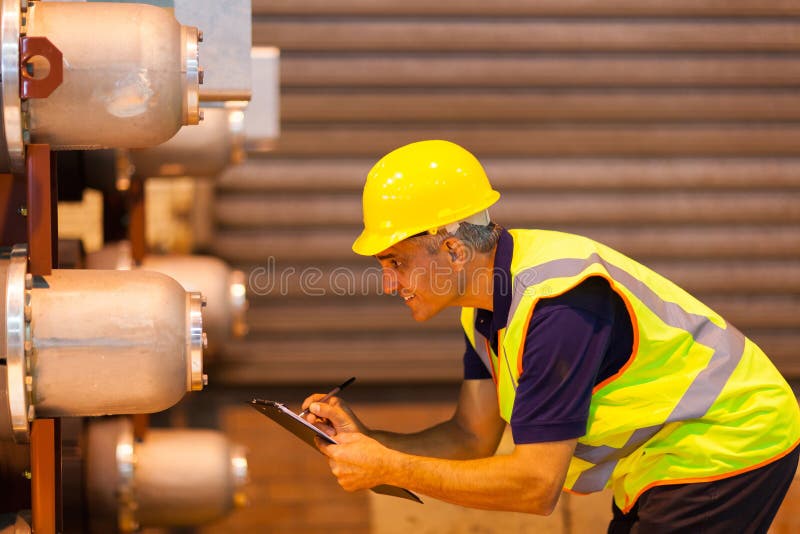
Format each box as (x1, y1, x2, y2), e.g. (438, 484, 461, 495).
(375, 237, 461, 322)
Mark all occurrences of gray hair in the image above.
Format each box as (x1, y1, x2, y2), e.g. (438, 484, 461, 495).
(419, 221, 502, 255)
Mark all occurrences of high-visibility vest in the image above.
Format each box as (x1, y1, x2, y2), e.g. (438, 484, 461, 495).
(461, 229, 800, 512)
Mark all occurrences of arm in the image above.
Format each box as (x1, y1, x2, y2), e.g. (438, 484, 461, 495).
(303, 378, 505, 460)
(312, 402, 575, 515)
(370, 378, 505, 459)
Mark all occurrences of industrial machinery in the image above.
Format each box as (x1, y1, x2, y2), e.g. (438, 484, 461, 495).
(0, 245, 205, 440)
(1, 0, 201, 174)
(85, 417, 248, 533)
(86, 241, 249, 355)
(0, 0, 271, 530)
(0, 1, 209, 531)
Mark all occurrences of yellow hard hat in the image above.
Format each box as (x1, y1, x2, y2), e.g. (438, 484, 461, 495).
(352, 140, 500, 256)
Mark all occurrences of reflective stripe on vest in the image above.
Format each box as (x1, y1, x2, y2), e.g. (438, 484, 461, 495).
(509, 253, 746, 493)
(461, 229, 800, 511)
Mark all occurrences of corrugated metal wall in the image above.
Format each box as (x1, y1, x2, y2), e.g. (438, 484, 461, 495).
(210, 0, 800, 386)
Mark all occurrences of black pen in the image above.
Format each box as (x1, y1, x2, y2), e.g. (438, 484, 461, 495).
(298, 377, 356, 418)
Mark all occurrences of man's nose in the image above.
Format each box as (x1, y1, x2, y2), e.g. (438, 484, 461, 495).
(382, 269, 398, 295)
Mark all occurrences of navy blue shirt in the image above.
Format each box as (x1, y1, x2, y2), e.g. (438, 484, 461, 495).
(463, 229, 633, 444)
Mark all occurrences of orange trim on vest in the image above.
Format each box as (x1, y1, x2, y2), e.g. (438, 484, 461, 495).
(621, 437, 800, 514)
(484, 337, 498, 387)
(511, 272, 642, 396)
(515, 301, 538, 378)
(592, 275, 640, 394)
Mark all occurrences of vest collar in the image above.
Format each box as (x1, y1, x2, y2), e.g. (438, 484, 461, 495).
(476, 228, 514, 339)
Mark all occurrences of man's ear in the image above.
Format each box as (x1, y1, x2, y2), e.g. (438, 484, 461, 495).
(443, 236, 469, 270)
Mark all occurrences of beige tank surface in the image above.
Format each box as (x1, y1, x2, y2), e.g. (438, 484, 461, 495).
(25, 1, 200, 150)
(86, 242, 248, 356)
(86, 417, 248, 532)
(141, 254, 249, 352)
(29, 269, 205, 417)
(0, 245, 206, 442)
(128, 105, 243, 179)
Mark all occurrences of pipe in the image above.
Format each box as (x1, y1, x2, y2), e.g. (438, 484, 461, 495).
(25, 2, 201, 150)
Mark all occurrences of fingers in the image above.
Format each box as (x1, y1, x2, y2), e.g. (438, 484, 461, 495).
(315, 436, 333, 455)
(301, 394, 343, 425)
(315, 421, 336, 437)
(309, 401, 350, 428)
(301, 393, 327, 415)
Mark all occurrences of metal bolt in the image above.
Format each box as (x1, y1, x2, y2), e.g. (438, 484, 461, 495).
(198, 67, 204, 85)
(198, 110, 205, 121)
(25, 375, 32, 392)
(23, 469, 31, 480)
(23, 340, 32, 356)
(202, 332, 208, 350)
(201, 296, 208, 308)
(202, 374, 208, 386)
(25, 273, 32, 290)
(197, 30, 203, 43)
(17, 206, 27, 216)
(27, 405, 35, 421)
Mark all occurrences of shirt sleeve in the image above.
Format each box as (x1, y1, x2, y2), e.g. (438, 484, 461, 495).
(509, 281, 618, 445)
(463, 332, 492, 380)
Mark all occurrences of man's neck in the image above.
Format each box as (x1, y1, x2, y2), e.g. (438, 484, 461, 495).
(453, 244, 497, 311)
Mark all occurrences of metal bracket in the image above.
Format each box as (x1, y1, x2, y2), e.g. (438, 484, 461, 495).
(19, 35, 62, 99)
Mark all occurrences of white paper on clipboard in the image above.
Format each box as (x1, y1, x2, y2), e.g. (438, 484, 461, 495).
(249, 399, 423, 503)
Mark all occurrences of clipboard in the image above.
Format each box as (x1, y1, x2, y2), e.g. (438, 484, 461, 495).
(250, 399, 422, 503)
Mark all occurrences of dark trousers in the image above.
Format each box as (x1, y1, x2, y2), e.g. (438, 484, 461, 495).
(608, 445, 799, 534)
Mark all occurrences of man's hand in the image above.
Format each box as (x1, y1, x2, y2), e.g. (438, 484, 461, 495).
(316, 432, 394, 492)
(301, 394, 368, 436)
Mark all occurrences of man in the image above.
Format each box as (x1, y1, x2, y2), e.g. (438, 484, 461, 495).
(302, 140, 800, 532)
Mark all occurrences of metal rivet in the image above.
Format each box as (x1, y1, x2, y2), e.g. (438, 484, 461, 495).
(198, 68, 204, 85)
(24, 340, 32, 356)
(197, 30, 203, 43)
(17, 206, 27, 216)
(198, 110, 205, 121)
(202, 332, 208, 350)
(25, 273, 32, 290)
(25, 375, 32, 392)
(202, 374, 208, 386)
(27, 405, 35, 421)
(201, 296, 208, 307)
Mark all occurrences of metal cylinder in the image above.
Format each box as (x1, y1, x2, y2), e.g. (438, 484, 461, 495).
(29, 269, 205, 417)
(134, 428, 248, 528)
(25, 1, 200, 150)
(141, 254, 249, 352)
(86, 244, 249, 355)
(128, 106, 242, 179)
(85, 417, 133, 534)
(85, 417, 248, 532)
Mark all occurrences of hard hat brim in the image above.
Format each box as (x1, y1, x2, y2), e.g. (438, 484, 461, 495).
(352, 190, 500, 256)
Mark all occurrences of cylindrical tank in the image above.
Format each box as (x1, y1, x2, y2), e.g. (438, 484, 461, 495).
(85, 417, 248, 532)
(128, 106, 242, 179)
(29, 269, 205, 417)
(86, 243, 249, 355)
(134, 428, 248, 527)
(85, 417, 133, 534)
(25, 2, 200, 150)
(141, 254, 248, 351)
